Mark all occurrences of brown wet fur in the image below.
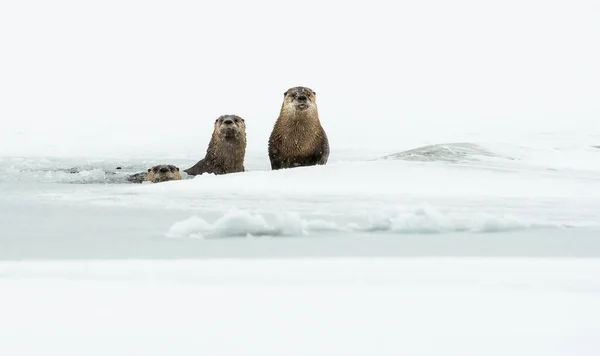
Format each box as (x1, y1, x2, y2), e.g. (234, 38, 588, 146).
(268, 86, 329, 170)
(184, 114, 247, 176)
(127, 164, 182, 184)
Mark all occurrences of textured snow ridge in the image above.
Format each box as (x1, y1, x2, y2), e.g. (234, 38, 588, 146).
(166, 206, 565, 239)
(166, 210, 343, 239)
(363, 205, 562, 233)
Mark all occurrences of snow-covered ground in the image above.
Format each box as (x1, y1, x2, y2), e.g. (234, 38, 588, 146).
(2, 258, 600, 356)
(1, 141, 600, 259)
(2, 0, 600, 354)
(2, 139, 600, 355)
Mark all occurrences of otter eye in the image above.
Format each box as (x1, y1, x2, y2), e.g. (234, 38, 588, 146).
(234, 118, 240, 123)
(153, 167, 158, 172)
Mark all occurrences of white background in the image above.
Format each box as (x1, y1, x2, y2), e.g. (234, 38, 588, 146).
(1, 0, 599, 157)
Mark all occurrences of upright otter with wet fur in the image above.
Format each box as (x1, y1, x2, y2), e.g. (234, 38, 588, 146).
(184, 114, 247, 176)
(268, 86, 329, 170)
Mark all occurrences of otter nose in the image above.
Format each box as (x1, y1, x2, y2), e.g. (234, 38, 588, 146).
(223, 118, 234, 125)
(159, 167, 169, 173)
(297, 95, 307, 101)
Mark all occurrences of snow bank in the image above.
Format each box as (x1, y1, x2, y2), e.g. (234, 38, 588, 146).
(2, 141, 600, 187)
(130, 155, 600, 201)
(364, 205, 561, 233)
(166, 210, 341, 239)
(166, 205, 566, 239)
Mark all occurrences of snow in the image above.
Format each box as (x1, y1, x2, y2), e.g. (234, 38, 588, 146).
(1, 0, 600, 354)
(1, 258, 600, 356)
(2, 144, 600, 356)
(3, 142, 598, 248)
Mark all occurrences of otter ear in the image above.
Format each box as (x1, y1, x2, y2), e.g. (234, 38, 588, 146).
(147, 168, 151, 172)
(240, 118, 245, 122)
(312, 90, 316, 95)
(175, 167, 180, 171)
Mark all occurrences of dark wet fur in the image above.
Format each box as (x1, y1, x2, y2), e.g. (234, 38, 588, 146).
(184, 115, 246, 176)
(268, 86, 329, 170)
(269, 126, 329, 170)
(126, 172, 149, 184)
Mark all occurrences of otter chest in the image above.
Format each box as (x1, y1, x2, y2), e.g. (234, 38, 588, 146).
(280, 122, 319, 155)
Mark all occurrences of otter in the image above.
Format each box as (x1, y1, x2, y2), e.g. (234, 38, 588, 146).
(126, 164, 182, 184)
(268, 86, 329, 170)
(184, 114, 247, 176)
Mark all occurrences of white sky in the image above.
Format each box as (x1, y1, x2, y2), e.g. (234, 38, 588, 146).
(1, 0, 599, 154)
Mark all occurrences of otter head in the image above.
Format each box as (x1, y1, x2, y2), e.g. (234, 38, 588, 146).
(282, 86, 317, 111)
(147, 164, 181, 183)
(214, 114, 246, 140)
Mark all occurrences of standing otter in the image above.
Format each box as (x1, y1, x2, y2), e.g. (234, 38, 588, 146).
(184, 114, 247, 176)
(268, 86, 329, 170)
(126, 164, 182, 184)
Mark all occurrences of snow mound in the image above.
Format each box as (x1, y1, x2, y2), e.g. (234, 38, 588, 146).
(166, 210, 342, 239)
(365, 205, 560, 233)
(167, 206, 564, 239)
(381, 142, 505, 163)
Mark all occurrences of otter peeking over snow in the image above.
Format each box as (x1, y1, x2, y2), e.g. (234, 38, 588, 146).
(268, 86, 329, 170)
(126, 164, 182, 184)
(184, 114, 247, 176)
